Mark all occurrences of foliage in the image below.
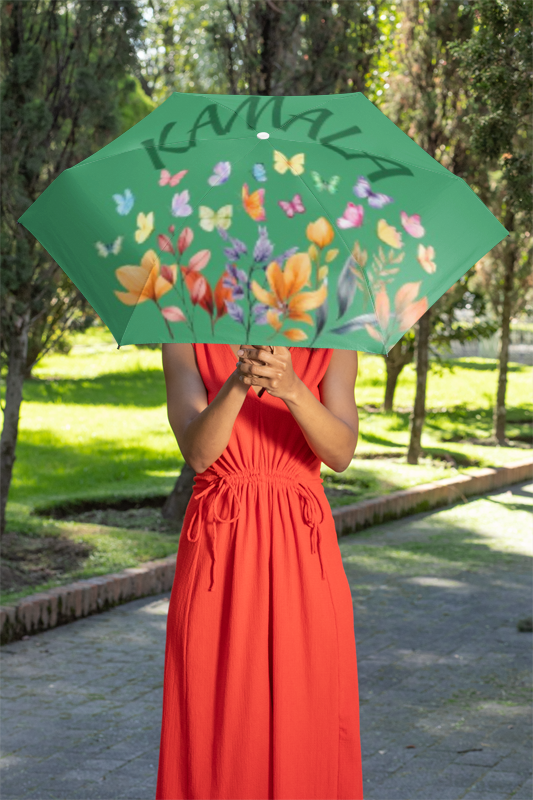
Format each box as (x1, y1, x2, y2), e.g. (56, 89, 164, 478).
(133, 0, 228, 99)
(2, 327, 530, 601)
(4, 329, 529, 506)
(205, 0, 385, 96)
(134, 0, 401, 102)
(445, 0, 532, 441)
(0, 1, 154, 533)
(448, 0, 533, 214)
(448, 0, 533, 324)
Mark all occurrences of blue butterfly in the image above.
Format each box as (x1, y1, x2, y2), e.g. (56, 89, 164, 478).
(252, 163, 267, 182)
(113, 189, 135, 215)
(95, 235, 124, 257)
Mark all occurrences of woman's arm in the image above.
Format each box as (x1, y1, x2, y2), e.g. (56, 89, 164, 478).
(236, 346, 359, 473)
(285, 349, 359, 473)
(162, 343, 249, 474)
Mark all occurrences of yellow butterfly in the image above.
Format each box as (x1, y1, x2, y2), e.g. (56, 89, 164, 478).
(273, 150, 305, 176)
(135, 212, 154, 244)
(242, 183, 266, 221)
(198, 205, 233, 232)
(377, 219, 403, 249)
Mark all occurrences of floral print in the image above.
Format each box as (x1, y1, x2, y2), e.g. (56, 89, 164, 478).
(107, 159, 435, 350)
(250, 253, 328, 342)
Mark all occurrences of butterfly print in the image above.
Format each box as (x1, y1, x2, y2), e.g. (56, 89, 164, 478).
(278, 194, 306, 218)
(95, 235, 124, 257)
(113, 189, 134, 215)
(353, 176, 394, 209)
(159, 169, 188, 187)
(171, 190, 193, 218)
(208, 162, 231, 186)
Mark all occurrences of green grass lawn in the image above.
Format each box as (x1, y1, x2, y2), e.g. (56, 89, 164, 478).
(1, 325, 531, 605)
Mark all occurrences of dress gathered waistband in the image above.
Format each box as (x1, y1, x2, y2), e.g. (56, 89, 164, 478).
(185, 467, 326, 591)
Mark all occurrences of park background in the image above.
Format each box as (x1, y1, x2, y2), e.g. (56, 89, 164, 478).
(1, 2, 532, 800)
(1, 0, 531, 604)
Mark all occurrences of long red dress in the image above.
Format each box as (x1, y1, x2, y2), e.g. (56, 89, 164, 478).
(156, 344, 363, 800)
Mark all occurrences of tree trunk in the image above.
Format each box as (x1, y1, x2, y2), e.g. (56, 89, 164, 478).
(0, 309, 31, 535)
(161, 462, 196, 527)
(494, 211, 516, 445)
(383, 338, 413, 412)
(407, 307, 432, 464)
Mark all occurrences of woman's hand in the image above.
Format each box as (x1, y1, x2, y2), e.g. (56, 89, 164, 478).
(236, 345, 301, 402)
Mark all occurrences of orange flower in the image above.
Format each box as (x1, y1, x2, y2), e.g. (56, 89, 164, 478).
(250, 253, 327, 327)
(417, 244, 437, 274)
(394, 281, 428, 330)
(374, 286, 391, 330)
(181, 267, 213, 316)
(306, 217, 334, 249)
(115, 250, 173, 306)
(214, 269, 235, 321)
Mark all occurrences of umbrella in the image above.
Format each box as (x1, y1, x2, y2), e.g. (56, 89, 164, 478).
(18, 91, 508, 372)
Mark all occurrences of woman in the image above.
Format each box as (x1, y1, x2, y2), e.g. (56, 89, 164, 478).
(156, 342, 363, 800)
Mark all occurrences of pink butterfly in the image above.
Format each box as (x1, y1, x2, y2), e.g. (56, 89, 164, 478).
(278, 194, 305, 218)
(336, 202, 364, 229)
(159, 169, 188, 187)
(400, 211, 425, 238)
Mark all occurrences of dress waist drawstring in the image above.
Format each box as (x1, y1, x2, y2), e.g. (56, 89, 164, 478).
(185, 467, 326, 591)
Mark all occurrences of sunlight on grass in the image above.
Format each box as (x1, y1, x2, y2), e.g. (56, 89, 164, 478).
(64, 520, 180, 569)
(0, 517, 180, 606)
(4, 330, 530, 511)
(1, 327, 531, 601)
(357, 354, 532, 413)
(340, 485, 533, 573)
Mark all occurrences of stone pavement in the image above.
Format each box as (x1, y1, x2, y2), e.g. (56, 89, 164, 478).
(1, 481, 532, 800)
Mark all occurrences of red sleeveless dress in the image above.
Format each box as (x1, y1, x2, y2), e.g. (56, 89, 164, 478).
(156, 344, 363, 800)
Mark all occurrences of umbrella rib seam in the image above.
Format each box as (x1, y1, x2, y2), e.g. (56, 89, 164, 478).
(69, 136, 260, 170)
(75, 137, 457, 183)
(254, 139, 460, 181)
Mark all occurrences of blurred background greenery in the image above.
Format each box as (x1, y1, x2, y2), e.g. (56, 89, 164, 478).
(1, 0, 531, 603)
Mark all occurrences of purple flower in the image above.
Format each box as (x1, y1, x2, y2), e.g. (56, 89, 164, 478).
(225, 263, 248, 284)
(272, 246, 299, 266)
(225, 300, 244, 323)
(253, 303, 271, 325)
(231, 284, 245, 300)
(224, 236, 247, 261)
(253, 226, 274, 263)
(216, 226, 230, 241)
(222, 278, 244, 300)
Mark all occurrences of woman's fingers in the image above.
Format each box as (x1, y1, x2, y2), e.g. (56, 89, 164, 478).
(239, 345, 271, 363)
(239, 362, 275, 381)
(236, 346, 296, 399)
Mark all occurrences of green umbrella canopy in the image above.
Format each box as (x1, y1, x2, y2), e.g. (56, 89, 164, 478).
(18, 91, 509, 352)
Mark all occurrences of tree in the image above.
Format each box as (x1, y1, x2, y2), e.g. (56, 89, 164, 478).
(449, 0, 533, 444)
(130, 0, 228, 101)
(22, 271, 95, 378)
(0, 0, 145, 534)
(379, 0, 507, 461)
(382, 334, 415, 412)
(407, 306, 431, 463)
(471, 223, 533, 437)
(209, 0, 383, 96)
(380, 277, 497, 412)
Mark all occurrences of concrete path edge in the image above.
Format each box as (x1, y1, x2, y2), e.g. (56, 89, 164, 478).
(1, 456, 531, 645)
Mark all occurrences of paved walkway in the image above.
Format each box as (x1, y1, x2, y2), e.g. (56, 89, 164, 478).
(1, 482, 532, 800)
